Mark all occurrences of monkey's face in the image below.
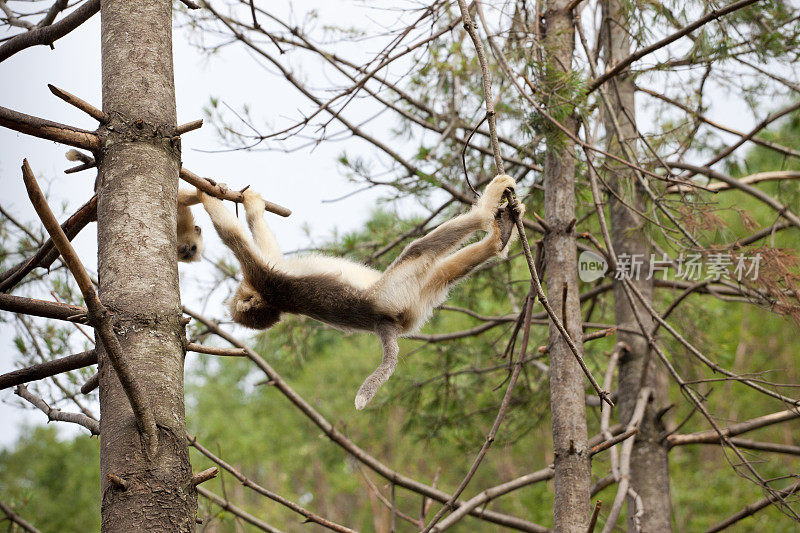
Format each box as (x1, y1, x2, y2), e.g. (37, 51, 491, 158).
(178, 226, 204, 262)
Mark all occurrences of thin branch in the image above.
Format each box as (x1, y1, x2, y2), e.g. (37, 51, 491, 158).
(47, 83, 107, 122)
(667, 409, 800, 446)
(0, 497, 42, 533)
(22, 159, 157, 451)
(0, 0, 100, 62)
(0, 194, 98, 293)
(0, 349, 96, 390)
(196, 486, 283, 533)
(667, 170, 800, 193)
(587, 0, 759, 93)
(176, 118, 203, 135)
(0, 104, 100, 150)
(179, 168, 291, 217)
(15, 384, 99, 435)
(705, 480, 800, 533)
(186, 343, 246, 357)
(191, 467, 218, 486)
(424, 293, 534, 532)
(0, 293, 88, 322)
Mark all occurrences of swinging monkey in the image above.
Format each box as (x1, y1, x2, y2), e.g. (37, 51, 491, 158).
(196, 174, 523, 409)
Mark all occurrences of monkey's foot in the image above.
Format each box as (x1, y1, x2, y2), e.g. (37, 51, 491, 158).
(478, 174, 516, 211)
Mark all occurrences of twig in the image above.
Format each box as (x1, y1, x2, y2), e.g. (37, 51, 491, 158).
(21, 159, 157, 452)
(180, 0, 201, 9)
(179, 168, 291, 217)
(47, 83, 107, 122)
(15, 384, 99, 435)
(0, 0, 100, 62)
(186, 342, 247, 357)
(0, 194, 98, 293)
(667, 409, 800, 446)
(705, 480, 800, 532)
(191, 467, 218, 486)
(602, 388, 651, 533)
(0, 349, 96, 390)
(587, 501, 602, 533)
(0, 104, 100, 150)
(196, 486, 283, 533)
(176, 119, 203, 135)
(0, 497, 42, 533)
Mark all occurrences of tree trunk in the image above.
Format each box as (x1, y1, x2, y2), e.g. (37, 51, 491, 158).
(602, 0, 672, 529)
(97, 0, 196, 530)
(543, 2, 591, 531)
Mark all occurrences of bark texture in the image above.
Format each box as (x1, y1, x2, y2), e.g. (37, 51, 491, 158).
(543, 2, 591, 530)
(602, 0, 672, 529)
(98, 0, 196, 530)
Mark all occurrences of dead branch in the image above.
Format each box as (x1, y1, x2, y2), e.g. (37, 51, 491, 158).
(0, 293, 87, 322)
(47, 84, 107, 122)
(602, 388, 652, 533)
(0, 194, 98, 293)
(178, 168, 291, 217)
(0, 0, 100, 62)
(81, 372, 99, 394)
(705, 480, 800, 532)
(692, 438, 800, 456)
(186, 343, 246, 357)
(22, 159, 157, 451)
(196, 486, 282, 533)
(15, 384, 99, 435)
(667, 409, 800, 446)
(0, 104, 100, 150)
(431, 425, 631, 531)
(191, 467, 218, 486)
(423, 293, 534, 532)
(0, 349, 96, 390)
(0, 497, 41, 533)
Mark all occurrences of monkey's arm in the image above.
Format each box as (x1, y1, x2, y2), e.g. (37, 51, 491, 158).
(241, 190, 283, 263)
(355, 322, 400, 410)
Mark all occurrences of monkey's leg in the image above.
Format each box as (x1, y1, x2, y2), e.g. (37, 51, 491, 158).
(355, 322, 399, 410)
(388, 174, 517, 270)
(241, 190, 283, 263)
(423, 224, 505, 293)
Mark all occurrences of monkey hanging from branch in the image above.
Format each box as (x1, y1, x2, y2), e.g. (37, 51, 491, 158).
(181, 174, 523, 409)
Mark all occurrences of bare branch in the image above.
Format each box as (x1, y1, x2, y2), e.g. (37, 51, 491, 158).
(705, 480, 800, 532)
(179, 168, 291, 217)
(0, 293, 87, 322)
(668, 409, 800, 446)
(0, 497, 42, 533)
(0, 104, 100, 150)
(0, 0, 100, 62)
(190, 467, 218, 486)
(15, 384, 99, 435)
(47, 83, 108, 122)
(196, 486, 282, 533)
(0, 349, 96, 390)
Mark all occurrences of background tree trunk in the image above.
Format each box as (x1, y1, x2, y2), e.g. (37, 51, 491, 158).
(543, 1, 591, 530)
(97, 0, 195, 530)
(602, 0, 673, 529)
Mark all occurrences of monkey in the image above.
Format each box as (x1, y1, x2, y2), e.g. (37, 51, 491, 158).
(177, 189, 204, 262)
(196, 174, 523, 409)
(66, 150, 205, 263)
